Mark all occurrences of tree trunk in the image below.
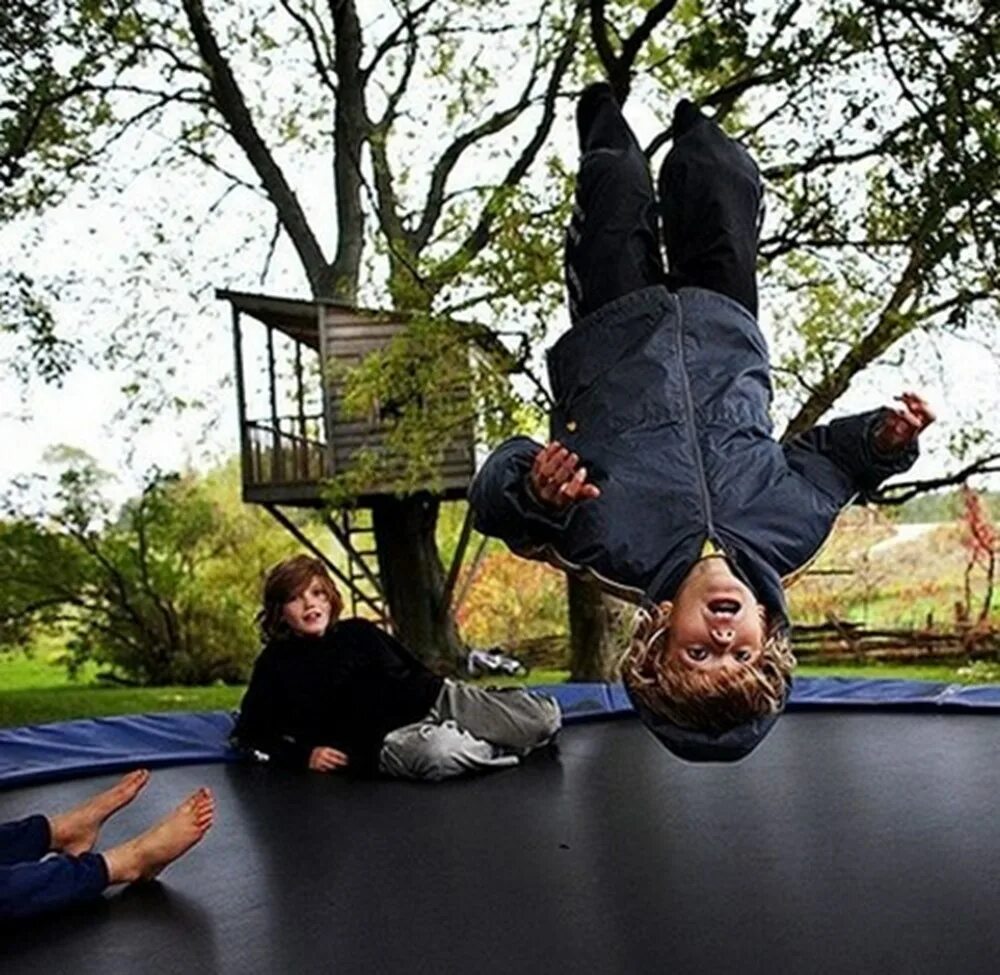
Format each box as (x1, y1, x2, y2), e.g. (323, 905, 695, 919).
(371, 493, 463, 672)
(567, 575, 618, 681)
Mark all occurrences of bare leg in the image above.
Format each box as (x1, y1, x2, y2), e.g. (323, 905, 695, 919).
(47, 768, 150, 856)
(101, 787, 214, 885)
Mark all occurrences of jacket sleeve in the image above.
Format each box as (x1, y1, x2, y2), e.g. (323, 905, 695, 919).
(231, 654, 313, 769)
(468, 436, 574, 554)
(782, 407, 919, 505)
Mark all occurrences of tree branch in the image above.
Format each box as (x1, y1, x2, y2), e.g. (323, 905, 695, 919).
(412, 82, 537, 253)
(644, 68, 789, 157)
(587, 0, 616, 87)
(361, 0, 437, 83)
(781, 214, 938, 441)
(373, 13, 419, 133)
(870, 454, 1000, 505)
(618, 1, 678, 85)
(429, 2, 585, 287)
(180, 0, 329, 290)
(588, 0, 677, 102)
(762, 119, 911, 181)
(368, 129, 410, 251)
(133, 484, 180, 661)
(324, 0, 370, 299)
(279, 0, 338, 96)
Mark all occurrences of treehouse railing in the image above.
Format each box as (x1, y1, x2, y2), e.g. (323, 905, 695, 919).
(244, 414, 327, 486)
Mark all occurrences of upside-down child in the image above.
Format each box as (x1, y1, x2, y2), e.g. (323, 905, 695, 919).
(470, 83, 933, 761)
(232, 555, 560, 781)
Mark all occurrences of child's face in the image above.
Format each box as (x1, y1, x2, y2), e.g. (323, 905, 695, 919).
(663, 558, 766, 673)
(282, 576, 334, 638)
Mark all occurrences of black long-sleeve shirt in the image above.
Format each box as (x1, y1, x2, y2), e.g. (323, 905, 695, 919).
(232, 618, 443, 774)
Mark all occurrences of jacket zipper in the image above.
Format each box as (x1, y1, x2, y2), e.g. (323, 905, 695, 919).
(675, 294, 715, 544)
(530, 543, 646, 603)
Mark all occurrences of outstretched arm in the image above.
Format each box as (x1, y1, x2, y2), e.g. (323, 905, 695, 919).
(469, 436, 600, 555)
(783, 392, 934, 503)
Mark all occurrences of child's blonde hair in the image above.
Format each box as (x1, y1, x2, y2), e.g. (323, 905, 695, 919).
(619, 604, 795, 732)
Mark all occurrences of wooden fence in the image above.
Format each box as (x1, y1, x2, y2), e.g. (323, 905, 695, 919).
(494, 624, 1000, 670)
(791, 620, 1000, 663)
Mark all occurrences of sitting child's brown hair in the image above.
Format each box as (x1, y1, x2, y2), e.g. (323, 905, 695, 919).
(258, 555, 343, 641)
(619, 604, 795, 732)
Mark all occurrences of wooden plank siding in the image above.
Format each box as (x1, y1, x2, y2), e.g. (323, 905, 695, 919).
(221, 289, 476, 507)
(321, 307, 475, 498)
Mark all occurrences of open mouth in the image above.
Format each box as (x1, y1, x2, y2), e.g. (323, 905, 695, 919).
(707, 599, 741, 616)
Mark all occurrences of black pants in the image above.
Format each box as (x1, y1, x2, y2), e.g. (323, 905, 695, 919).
(564, 86, 762, 322)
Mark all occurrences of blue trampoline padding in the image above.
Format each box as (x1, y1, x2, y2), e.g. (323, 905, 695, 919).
(547, 676, 1000, 718)
(540, 682, 633, 720)
(4, 677, 1000, 789)
(788, 676, 1000, 709)
(0, 712, 241, 790)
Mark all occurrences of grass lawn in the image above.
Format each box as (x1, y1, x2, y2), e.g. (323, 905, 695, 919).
(2, 650, 998, 729)
(0, 651, 243, 727)
(795, 661, 998, 683)
(0, 685, 246, 728)
(0, 653, 575, 728)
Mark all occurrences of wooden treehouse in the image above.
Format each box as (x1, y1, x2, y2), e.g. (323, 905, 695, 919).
(220, 289, 477, 626)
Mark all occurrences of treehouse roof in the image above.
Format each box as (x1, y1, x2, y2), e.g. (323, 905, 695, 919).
(216, 288, 404, 351)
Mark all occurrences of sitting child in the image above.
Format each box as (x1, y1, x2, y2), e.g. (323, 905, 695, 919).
(232, 555, 560, 781)
(0, 770, 214, 920)
(469, 83, 933, 761)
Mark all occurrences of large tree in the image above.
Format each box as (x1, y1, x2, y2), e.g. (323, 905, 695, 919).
(3, 0, 587, 667)
(3, 0, 998, 675)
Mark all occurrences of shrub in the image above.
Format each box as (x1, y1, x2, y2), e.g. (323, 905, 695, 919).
(456, 551, 567, 647)
(1, 459, 294, 685)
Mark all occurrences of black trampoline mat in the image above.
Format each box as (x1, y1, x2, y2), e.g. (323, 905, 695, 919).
(3, 712, 1000, 975)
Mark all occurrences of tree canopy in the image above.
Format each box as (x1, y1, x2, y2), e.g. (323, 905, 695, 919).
(2, 1, 998, 663)
(3, 0, 997, 462)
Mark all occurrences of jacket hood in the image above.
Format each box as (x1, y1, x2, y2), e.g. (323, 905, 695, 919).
(623, 680, 787, 763)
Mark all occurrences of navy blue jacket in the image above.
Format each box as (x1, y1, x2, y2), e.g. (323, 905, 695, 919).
(470, 285, 917, 762)
(471, 284, 917, 625)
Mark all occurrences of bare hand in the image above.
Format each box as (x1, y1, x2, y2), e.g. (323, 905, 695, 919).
(874, 392, 936, 453)
(529, 441, 601, 511)
(309, 746, 349, 772)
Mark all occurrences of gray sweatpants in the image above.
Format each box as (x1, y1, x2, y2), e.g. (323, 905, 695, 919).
(378, 680, 561, 782)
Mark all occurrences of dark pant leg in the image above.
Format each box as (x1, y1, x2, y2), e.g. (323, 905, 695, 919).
(0, 815, 51, 865)
(657, 102, 762, 318)
(0, 852, 108, 920)
(565, 86, 665, 324)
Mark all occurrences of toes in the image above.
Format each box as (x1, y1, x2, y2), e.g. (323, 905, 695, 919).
(182, 788, 214, 822)
(111, 768, 149, 803)
(195, 790, 215, 829)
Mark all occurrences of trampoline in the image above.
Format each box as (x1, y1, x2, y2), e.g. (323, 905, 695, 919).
(3, 683, 1000, 975)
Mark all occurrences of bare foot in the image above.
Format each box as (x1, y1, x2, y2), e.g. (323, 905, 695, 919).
(48, 768, 151, 855)
(101, 787, 215, 885)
